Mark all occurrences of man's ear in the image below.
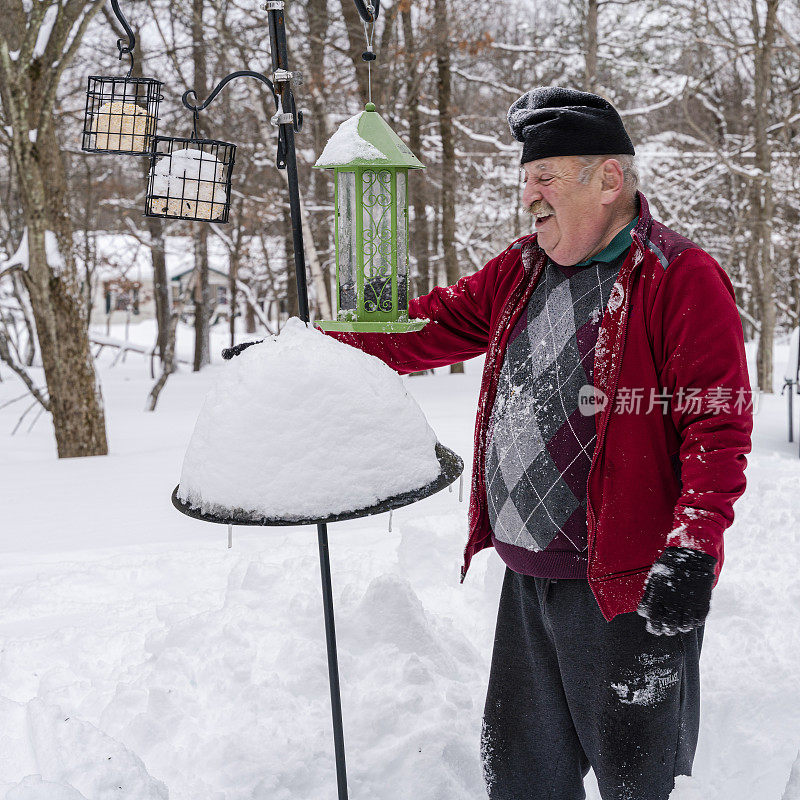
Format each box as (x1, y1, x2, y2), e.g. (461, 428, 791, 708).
(599, 159, 625, 204)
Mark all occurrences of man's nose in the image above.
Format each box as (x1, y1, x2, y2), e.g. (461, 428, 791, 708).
(522, 182, 540, 207)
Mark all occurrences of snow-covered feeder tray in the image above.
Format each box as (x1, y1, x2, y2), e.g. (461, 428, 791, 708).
(82, 76, 162, 155)
(173, 319, 463, 526)
(145, 137, 235, 223)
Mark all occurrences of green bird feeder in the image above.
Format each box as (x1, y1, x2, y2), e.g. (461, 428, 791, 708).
(314, 103, 427, 333)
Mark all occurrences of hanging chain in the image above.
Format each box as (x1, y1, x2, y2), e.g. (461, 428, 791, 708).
(362, 4, 376, 104)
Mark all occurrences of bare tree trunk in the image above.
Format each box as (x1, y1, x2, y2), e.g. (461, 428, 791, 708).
(584, 0, 599, 92)
(0, 0, 109, 457)
(147, 290, 187, 411)
(128, 37, 171, 365)
(229, 216, 242, 348)
(192, 0, 211, 370)
(401, 2, 430, 299)
(192, 226, 211, 370)
(307, 0, 333, 315)
(433, 0, 463, 373)
(751, 0, 780, 392)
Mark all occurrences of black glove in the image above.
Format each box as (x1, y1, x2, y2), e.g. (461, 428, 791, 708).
(636, 547, 717, 636)
(221, 340, 264, 360)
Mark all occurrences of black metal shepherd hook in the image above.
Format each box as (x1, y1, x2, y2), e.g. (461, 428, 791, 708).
(110, 0, 136, 75)
(174, 6, 452, 800)
(181, 70, 301, 168)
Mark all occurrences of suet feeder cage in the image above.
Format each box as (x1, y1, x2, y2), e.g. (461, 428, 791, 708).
(82, 76, 162, 155)
(144, 136, 236, 223)
(314, 103, 427, 334)
(81, 1, 162, 155)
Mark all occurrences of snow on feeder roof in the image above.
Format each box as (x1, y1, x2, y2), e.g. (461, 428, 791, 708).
(314, 103, 424, 169)
(145, 137, 235, 223)
(176, 320, 442, 522)
(314, 104, 426, 334)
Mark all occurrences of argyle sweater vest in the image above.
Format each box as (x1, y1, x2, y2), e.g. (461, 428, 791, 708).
(485, 229, 633, 579)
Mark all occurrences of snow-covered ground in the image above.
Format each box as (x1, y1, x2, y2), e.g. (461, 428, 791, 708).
(0, 326, 798, 799)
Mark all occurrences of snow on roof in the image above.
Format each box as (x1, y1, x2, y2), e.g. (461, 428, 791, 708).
(314, 112, 387, 168)
(88, 233, 235, 282)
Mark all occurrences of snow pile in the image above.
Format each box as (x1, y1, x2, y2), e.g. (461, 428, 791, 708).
(0, 697, 167, 800)
(314, 112, 387, 167)
(782, 752, 800, 799)
(4, 776, 88, 800)
(177, 318, 441, 520)
(149, 148, 227, 221)
(89, 101, 154, 153)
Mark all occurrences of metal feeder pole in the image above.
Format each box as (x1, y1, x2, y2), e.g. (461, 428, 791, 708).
(263, 3, 349, 797)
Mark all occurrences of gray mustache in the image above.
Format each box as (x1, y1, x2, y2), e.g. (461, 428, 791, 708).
(525, 200, 554, 218)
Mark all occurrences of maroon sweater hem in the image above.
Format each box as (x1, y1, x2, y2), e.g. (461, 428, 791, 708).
(492, 536, 588, 579)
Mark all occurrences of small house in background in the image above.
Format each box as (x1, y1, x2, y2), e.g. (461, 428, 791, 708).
(88, 233, 235, 329)
(103, 277, 144, 316)
(170, 265, 231, 325)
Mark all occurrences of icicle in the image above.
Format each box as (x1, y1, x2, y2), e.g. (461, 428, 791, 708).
(459, 474, 464, 503)
(448, 483, 453, 493)
(388, 510, 393, 533)
(227, 524, 233, 549)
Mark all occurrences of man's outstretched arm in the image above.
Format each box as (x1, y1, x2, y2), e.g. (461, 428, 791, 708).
(322, 247, 510, 374)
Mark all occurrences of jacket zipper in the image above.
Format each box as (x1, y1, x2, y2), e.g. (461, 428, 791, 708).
(586, 245, 643, 583)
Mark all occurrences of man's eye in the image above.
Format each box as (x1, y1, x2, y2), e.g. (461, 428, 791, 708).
(540, 176, 553, 184)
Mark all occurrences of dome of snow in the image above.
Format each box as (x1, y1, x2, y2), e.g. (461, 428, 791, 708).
(177, 319, 442, 521)
(149, 147, 228, 221)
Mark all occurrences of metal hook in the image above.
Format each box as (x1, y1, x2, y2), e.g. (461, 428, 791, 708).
(111, 0, 136, 57)
(353, 0, 380, 22)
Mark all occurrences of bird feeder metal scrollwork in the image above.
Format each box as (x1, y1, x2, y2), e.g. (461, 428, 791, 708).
(314, 103, 427, 334)
(81, 0, 163, 155)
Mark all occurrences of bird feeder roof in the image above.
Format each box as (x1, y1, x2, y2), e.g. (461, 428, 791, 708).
(313, 103, 424, 170)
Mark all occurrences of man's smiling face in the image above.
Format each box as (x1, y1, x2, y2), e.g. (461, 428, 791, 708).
(522, 155, 618, 266)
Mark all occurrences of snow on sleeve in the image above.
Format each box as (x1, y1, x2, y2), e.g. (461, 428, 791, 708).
(314, 112, 387, 167)
(149, 148, 228, 221)
(177, 318, 441, 520)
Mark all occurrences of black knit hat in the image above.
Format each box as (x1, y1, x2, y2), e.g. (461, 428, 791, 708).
(507, 87, 635, 165)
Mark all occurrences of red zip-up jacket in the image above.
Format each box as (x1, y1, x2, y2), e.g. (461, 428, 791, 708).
(328, 193, 752, 620)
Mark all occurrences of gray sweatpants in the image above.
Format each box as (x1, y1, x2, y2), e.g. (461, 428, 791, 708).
(481, 568, 703, 800)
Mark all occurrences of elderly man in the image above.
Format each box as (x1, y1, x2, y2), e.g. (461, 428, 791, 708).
(329, 87, 752, 799)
